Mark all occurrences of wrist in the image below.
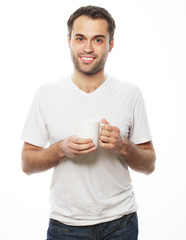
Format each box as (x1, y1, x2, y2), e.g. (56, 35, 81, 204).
(57, 140, 66, 158)
(120, 138, 133, 158)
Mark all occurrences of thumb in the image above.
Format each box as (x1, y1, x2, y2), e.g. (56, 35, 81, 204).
(101, 118, 110, 124)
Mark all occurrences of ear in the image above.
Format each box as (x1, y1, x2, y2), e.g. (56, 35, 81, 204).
(67, 34, 71, 47)
(109, 39, 114, 52)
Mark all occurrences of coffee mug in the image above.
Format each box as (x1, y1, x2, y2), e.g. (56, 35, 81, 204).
(76, 119, 102, 148)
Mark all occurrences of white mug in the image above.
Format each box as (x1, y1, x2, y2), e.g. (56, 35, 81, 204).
(76, 119, 102, 148)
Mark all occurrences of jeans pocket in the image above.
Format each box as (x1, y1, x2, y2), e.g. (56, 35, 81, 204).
(102, 213, 138, 240)
(125, 212, 137, 224)
(48, 219, 70, 237)
(115, 212, 138, 229)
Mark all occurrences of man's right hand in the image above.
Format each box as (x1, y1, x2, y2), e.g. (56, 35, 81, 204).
(21, 136, 96, 175)
(60, 136, 96, 158)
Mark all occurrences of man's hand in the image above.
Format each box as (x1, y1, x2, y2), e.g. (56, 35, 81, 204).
(99, 118, 127, 154)
(21, 136, 96, 175)
(99, 118, 156, 175)
(60, 136, 97, 158)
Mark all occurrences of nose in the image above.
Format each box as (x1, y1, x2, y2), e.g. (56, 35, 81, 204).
(83, 40, 94, 54)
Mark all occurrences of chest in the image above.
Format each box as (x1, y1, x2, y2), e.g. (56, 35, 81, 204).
(45, 91, 134, 144)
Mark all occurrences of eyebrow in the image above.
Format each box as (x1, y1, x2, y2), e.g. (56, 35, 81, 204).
(74, 33, 106, 39)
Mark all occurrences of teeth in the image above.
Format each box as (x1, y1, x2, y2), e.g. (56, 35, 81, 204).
(82, 57, 94, 60)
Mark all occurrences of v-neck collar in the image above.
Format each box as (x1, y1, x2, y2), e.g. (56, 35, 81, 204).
(70, 75, 110, 96)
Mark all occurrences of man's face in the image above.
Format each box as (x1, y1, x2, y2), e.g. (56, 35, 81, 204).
(68, 15, 114, 75)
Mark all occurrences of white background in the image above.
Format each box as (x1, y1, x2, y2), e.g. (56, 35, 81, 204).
(0, 0, 186, 239)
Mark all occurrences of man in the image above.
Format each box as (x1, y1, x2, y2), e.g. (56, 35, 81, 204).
(21, 5, 156, 240)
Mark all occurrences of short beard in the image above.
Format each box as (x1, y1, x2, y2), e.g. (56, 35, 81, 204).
(71, 52, 108, 75)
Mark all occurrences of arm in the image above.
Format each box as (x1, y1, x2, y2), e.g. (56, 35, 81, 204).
(120, 140, 155, 175)
(22, 136, 96, 175)
(100, 119, 156, 175)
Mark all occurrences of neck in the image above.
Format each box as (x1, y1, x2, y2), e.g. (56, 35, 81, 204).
(72, 70, 106, 93)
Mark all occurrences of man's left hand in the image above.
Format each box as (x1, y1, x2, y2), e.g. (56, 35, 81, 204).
(99, 118, 128, 154)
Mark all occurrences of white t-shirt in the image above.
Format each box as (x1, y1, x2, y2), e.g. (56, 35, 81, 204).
(21, 75, 152, 226)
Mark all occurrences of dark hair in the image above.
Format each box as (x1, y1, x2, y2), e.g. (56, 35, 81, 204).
(67, 5, 116, 43)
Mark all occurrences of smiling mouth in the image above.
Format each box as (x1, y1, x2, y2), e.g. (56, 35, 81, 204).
(80, 56, 96, 64)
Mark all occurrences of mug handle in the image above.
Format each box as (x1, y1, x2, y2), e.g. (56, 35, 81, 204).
(99, 122, 105, 143)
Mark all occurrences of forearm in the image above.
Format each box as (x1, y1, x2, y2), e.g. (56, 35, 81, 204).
(121, 139, 156, 175)
(22, 136, 96, 175)
(22, 141, 65, 175)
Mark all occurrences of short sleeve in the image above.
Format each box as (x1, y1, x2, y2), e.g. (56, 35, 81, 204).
(129, 91, 152, 144)
(21, 89, 49, 147)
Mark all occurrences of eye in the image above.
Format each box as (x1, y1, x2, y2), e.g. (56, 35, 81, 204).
(95, 38, 103, 43)
(76, 37, 84, 42)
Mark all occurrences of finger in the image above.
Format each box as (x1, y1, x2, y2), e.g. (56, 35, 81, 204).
(101, 124, 115, 132)
(72, 146, 97, 155)
(78, 146, 97, 155)
(70, 136, 93, 144)
(100, 130, 118, 139)
(100, 135, 111, 143)
(100, 134, 119, 144)
(101, 118, 110, 124)
(70, 141, 95, 151)
(100, 129, 111, 137)
(99, 141, 113, 150)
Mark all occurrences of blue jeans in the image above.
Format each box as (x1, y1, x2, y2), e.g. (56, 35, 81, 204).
(46, 212, 138, 240)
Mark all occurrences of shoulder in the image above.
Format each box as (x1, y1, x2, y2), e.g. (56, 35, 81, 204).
(36, 76, 70, 97)
(108, 75, 141, 97)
